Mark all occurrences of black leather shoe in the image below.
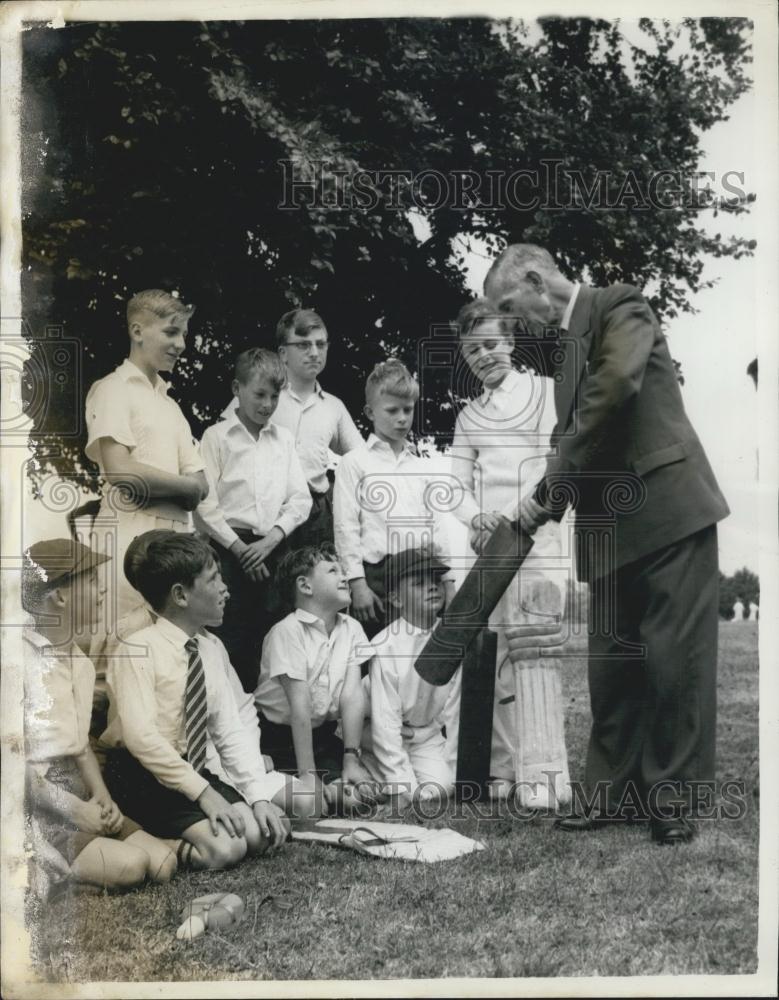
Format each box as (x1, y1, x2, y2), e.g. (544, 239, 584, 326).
(555, 811, 646, 832)
(554, 814, 597, 832)
(650, 816, 694, 845)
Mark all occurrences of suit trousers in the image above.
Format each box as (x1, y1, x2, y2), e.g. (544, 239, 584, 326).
(585, 523, 718, 815)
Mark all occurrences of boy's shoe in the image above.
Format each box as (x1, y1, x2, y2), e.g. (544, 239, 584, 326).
(554, 811, 644, 832)
(487, 776, 571, 811)
(650, 816, 694, 845)
(554, 814, 596, 832)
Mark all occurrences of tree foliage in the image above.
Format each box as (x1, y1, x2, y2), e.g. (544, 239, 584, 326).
(719, 567, 760, 619)
(20, 17, 754, 489)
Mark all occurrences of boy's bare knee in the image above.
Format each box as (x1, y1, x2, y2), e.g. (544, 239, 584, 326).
(283, 781, 325, 819)
(291, 792, 321, 820)
(112, 846, 150, 889)
(244, 812, 292, 857)
(149, 850, 178, 884)
(201, 835, 247, 870)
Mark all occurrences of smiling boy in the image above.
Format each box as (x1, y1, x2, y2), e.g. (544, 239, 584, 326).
(195, 348, 311, 691)
(85, 290, 208, 629)
(254, 545, 380, 814)
(451, 297, 570, 808)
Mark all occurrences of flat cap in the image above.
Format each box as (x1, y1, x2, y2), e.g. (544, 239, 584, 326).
(23, 538, 110, 593)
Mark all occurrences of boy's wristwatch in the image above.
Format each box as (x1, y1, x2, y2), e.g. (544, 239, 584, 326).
(343, 747, 362, 759)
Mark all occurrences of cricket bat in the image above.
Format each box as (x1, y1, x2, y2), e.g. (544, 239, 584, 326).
(414, 516, 535, 686)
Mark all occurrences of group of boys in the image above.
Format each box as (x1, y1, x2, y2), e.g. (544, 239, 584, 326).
(26, 291, 505, 894)
(25, 237, 728, 894)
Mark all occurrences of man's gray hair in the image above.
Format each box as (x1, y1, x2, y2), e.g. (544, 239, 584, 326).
(486, 244, 560, 288)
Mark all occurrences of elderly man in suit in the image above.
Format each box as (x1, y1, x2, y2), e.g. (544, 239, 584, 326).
(484, 244, 729, 845)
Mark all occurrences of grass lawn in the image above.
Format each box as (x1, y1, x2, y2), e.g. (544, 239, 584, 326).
(28, 623, 759, 985)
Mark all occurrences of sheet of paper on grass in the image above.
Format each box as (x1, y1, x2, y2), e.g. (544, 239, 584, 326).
(292, 819, 486, 862)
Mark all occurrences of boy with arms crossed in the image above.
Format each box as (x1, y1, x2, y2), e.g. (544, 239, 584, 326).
(85, 290, 208, 622)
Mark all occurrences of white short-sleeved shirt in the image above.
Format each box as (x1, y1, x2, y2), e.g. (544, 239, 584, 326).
(85, 358, 204, 522)
(24, 628, 95, 763)
(254, 610, 372, 727)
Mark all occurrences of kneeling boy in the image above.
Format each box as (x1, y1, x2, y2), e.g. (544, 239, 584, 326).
(254, 545, 380, 812)
(101, 532, 290, 870)
(23, 540, 176, 892)
(365, 548, 462, 809)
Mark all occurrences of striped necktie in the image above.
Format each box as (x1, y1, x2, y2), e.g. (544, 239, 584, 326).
(184, 638, 208, 773)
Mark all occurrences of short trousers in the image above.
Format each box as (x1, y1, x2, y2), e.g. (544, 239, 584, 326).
(104, 748, 245, 839)
(34, 757, 141, 864)
(259, 715, 343, 784)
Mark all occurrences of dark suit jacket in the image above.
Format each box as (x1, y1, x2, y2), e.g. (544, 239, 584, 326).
(534, 283, 729, 580)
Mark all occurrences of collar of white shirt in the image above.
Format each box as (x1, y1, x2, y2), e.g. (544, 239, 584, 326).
(293, 607, 350, 636)
(560, 282, 581, 332)
(24, 626, 54, 652)
(222, 405, 279, 442)
(154, 614, 196, 651)
(286, 381, 326, 405)
(23, 626, 82, 659)
(480, 366, 525, 406)
(117, 358, 172, 396)
(221, 381, 327, 420)
(365, 432, 417, 458)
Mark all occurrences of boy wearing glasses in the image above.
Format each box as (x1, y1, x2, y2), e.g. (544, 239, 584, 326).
(222, 309, 363, 547)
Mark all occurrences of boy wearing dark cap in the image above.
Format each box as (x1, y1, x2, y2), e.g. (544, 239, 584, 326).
(364, 548, 461, 809)
(23, 540, 176, 892)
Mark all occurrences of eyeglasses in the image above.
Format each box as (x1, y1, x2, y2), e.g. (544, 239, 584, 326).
(283, 340, 329, 354)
